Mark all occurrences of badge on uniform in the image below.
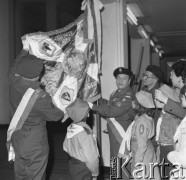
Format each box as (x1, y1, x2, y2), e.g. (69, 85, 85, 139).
(116, 102, 121, 107)
(139, 124, 144, 134)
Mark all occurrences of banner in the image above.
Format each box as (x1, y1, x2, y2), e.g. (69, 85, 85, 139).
(21, 0, 103, 113)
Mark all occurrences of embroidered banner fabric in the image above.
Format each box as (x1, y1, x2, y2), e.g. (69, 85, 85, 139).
(21, 5, 102, 112)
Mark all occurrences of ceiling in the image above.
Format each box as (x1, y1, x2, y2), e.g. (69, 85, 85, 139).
(17, 0, 186, 58)
(127, 0, 186, 57)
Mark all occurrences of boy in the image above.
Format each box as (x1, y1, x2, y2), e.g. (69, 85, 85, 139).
(63, 98, 99, 180)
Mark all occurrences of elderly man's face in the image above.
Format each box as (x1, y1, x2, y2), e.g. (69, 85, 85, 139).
(142, 71, 158, 87)
(116, 74, 130, 89)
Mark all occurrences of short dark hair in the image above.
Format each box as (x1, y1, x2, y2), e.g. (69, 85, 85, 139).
(171, 59, 186, 82)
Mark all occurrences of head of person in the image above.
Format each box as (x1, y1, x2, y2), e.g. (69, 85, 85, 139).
(65, 98, 90, 123)
(143, 65, 164, 88)
(17, 54, 44, 81)
(170, 59, 186, 89)
(133, 90, 155, 117)
(113, 67, 133, 90)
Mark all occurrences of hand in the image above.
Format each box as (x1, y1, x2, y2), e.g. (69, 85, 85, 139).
(92, 176, 97, 180)
(155, 89, 168, 104)
(22, 39, 29, 51)
(98, 98, 108, 105)
(87, 102, 93, 109)
(181, 95, 186, 108)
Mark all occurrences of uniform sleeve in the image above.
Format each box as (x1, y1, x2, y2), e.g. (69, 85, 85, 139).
(164, 98, 186, 119)
(35, 91, 64, 121)
(92, 95, 132, 118)
(135, 119, 148, 162)
(79, 133, 99, 176)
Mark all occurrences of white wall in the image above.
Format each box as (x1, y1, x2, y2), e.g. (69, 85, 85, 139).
(100, 0, 128, 166)
(0, 0, 10, 123)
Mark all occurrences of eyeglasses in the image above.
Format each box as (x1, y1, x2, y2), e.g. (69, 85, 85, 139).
(142, 73, 155, 79)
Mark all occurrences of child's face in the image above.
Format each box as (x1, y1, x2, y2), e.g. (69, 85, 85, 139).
(181, 95, 186, 108)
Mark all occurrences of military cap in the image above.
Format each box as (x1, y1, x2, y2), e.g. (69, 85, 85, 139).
(146, 65, 164, 82)
(17, 54, 44, 79)
(113, 67, 133, 78)
(65, 98, 90, 123)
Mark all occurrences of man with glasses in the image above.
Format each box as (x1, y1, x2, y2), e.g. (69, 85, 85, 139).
(142, 64, 164, 124)
(141, 65, 164, 156)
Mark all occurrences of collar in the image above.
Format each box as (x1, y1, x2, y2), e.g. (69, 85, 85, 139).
(143, 83, 160, 93)
(66, 122, 92, 139)
(180, 85, 186, 96)
(117, 85, 131, 95)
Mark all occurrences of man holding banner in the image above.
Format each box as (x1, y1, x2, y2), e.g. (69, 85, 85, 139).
(88, 67, 135, 179)
(8, 54, 64, 180)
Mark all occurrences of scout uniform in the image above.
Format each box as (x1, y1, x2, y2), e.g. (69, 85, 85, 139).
(91, 67, 135, 158)
(157, 85, 185, 179)
(131, 91, 160, 180)
(142, 65, 164, 132)
(9, 54, 64, 180)
(163, 85, 186, 119)
(141, 65, 164, 158)
(63, 98, 99, 180)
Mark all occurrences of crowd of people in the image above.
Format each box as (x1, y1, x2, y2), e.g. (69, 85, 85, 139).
(8, 49, 186, 180)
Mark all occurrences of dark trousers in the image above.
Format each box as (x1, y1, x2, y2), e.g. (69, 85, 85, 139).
(160, 145, 174, 180)
(12, 126, 49, 180)
(108, 125, 131, 180)
(69, 157, 92, 180)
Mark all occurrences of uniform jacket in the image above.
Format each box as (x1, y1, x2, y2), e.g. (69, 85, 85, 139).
(9, 75, 64, 126)
(142, 83, 162, 126)
(9, 75, 64, 180)
(156, 111, 181, 145)
(63, 121, 99, 177)
(131, 114, 160, 180)
(92, 85, 135, 131)
(164, 85, 186, 119)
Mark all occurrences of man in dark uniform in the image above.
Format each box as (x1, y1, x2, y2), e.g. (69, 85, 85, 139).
(88, 67, 135, 179)
(9, 53, 64, 180)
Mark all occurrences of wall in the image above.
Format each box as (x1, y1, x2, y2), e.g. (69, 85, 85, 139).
(160, 56, 186, 83)
(0, 0, 11, 124)
(131, 38, 150, 76)
(100, 0, 128, 166)
(151, 52, 160, 67)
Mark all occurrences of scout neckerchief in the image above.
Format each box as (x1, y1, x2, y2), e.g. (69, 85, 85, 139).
(7, 88, 40, 161)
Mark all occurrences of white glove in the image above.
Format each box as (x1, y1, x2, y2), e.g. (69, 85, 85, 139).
(22, 39, 29, 51)
(87, 102, 93, 109)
